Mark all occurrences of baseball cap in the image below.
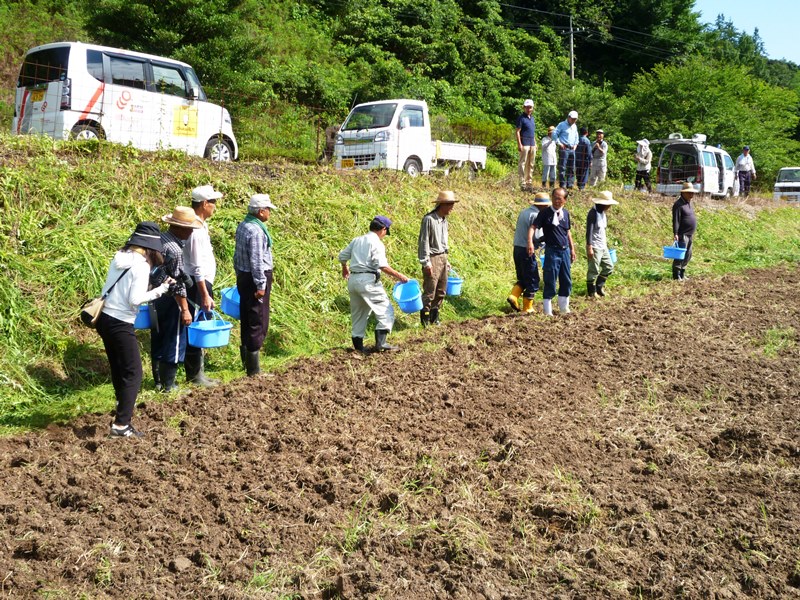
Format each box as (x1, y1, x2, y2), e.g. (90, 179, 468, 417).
(523, 99, 534, 107)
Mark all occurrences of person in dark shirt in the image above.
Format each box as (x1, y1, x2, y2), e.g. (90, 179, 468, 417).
(672, 182, 698, 280)
(531, 187, 577, 316)
(574, 127, 593, 190)
(516, 99, 537, 191)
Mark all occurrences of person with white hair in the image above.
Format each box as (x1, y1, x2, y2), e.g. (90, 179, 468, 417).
(553, 110, 579, 188)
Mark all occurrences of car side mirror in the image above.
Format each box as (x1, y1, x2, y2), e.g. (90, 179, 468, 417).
(186, 84, 199, 99)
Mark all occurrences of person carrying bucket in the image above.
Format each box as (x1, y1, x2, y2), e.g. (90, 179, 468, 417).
(672, 181, 697, 281)
(508, 191, 550, 313)
(418, 190, 458, 327)
(585, 190, 619, 298)
(339, 216, 409, 353)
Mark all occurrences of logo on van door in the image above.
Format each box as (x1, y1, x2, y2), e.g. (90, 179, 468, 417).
(172, 106, 198, 137)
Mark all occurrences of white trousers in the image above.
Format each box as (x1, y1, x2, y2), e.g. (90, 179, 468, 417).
(589, 162, 607, 186)
(348, 273, 394, 338)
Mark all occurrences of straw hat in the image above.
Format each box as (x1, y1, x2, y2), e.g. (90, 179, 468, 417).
(531, 192, 551, 206)
(592, 190, 619, 205)
(434, 190, 458, 204)
(547, 125, 555, 133)
(162, 206, 202, 229)
(680, 182, 698, 194)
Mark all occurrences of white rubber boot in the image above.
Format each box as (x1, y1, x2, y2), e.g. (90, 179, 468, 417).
(543, 299, 553, 317)
(557, 295, 571, 314)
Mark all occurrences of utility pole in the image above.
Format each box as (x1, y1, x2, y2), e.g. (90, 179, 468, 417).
(569, 15, 574, 80)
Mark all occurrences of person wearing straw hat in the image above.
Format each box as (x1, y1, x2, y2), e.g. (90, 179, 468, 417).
(339, 216, 410, 353)
(586, 191, 619, 298)
(508, 191, 550, 313)
(516, 99, 537, 191)
(634, 139, 653, 193)
(541, 125, 557, 188)
(98, 222, 175, 437)
(672, 182, 697, 281)
(553, 110, 579, 188)
(184, 185, 223, 387)
(234, 194, 277, 376)
(418, 190, 458, 327)
(150, 207, 203, 393)
(589, 130, 608, 186)
(532, 187, 576, 316)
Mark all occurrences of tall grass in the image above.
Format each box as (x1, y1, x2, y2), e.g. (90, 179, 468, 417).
(1, 134, 799, 432)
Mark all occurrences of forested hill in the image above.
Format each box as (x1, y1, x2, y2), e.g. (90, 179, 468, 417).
(1, 0, 799, 178)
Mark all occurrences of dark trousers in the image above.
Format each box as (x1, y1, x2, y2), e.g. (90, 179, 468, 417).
(237, 270, 272, 352)
(575, 156, 591, 189)
(96, 312, 142, 426)
(738, 171, 752, 196)
(513, 245, 540, 298)
(635, 170, 652, 192)
(151, 295, 187, 364)
(673, 234, 693, 270)
(542, 246, 572, 299)
(558, 148, 576, 188)
(186, 278, 213, 359)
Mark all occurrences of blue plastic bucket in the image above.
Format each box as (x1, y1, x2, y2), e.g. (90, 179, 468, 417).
(663, 243, 687, 260)
(446, 270, 463, 296)
(187, 310, 233, 348)
(221, 286, 240, 320)
(134, 304, 150, 329)
(609, 248, 618, 264)
(392, 280, 423, 314)
(540, 254, 545, 268)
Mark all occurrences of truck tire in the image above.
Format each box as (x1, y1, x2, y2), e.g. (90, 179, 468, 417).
(70, 123, 103, 140)
(205, 137, 233, 162)
(403, 158, 422, 177)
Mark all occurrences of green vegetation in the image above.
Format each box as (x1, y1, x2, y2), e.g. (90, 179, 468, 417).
(2, 135, 800, 433)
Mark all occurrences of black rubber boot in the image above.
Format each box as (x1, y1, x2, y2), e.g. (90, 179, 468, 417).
(245, 350, 261, 377)
(672, 267, 681, 280)
(420, 310, 430, 328)
(352, 337, 366, 353)
(152, 360, 162, 391)
(375, 329, 399, 352)
(429, 308, 441, 325)
(240, 345, 246, 371)
(679, 268, 687, 281)
(184, 351, 219, 387)
(595, 277, 607, 297)
(587, 282, 597, 298)
(158, 361, 179, 393)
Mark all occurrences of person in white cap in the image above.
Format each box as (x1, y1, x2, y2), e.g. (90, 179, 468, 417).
(184, 185, 223, 387)
(553, 110, 579, 188)
(585, 191, 619, 298)
(234, 194, 277, 376)
(634, 139, 652, 193)
(516, 99, 537, 191)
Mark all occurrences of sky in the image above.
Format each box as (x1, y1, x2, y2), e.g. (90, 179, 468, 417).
(693, 0, 800, 64)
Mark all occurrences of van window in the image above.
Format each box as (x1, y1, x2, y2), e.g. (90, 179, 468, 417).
(110, 56, 147, 90)
(152, 63, 187, 97)
(87, 50, 104, 82)
(18, 47, 70, 87)
(703, 152, 716, 167)
(723, 155, 734, 170)
(665, 151, 698, 182)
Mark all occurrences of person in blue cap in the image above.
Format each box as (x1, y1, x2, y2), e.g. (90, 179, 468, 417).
(735, 146, 756, 196)
(339, 216, 409, 353)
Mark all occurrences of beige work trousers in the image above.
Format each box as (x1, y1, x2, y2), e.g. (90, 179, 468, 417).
(422, 254, 448, 311)
(518, 146, 537, 187)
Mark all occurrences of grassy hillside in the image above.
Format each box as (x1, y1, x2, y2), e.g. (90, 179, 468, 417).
(2, 134, 800, 433)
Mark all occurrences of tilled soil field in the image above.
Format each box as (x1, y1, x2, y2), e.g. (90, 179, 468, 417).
(1, 266, 799, 599)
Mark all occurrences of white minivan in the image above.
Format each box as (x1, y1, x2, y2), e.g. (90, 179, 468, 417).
(13, 41, 237, 161)
(655, 133, 735, 198)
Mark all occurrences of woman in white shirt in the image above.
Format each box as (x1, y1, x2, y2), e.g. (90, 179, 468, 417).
(96, 222, 173, 438)
(541, 125, 557, 188)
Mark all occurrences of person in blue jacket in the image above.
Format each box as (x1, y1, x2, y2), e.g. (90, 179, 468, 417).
(574, 127, 593, 190)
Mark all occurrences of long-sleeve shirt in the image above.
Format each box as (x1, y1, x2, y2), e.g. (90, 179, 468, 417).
(541, 135, 557, 166)
(672, 197, 697, 236)
(585, 207, 608, 249)
(553, 119, 578, 149)
(184, 219, 216, 284)
(575, 136, 593, 170)
(417, 210, 448, 267)
(234, 219, 274, 291)
(338, 231, 389, 272)
(636, 145, 652, 172)
(735, 153, 756, 175)
(100, 251, 170, 323)
(160, 231, 188, 298)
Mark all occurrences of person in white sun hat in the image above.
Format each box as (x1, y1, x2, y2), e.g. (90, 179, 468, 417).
(586, 190, 619, 298)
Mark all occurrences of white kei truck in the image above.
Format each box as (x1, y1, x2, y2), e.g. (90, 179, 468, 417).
(334, 99, 486, 176)
(12, 41, 238, 161)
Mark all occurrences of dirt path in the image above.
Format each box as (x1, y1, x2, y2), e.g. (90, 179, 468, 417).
(1, 266, 799, 599)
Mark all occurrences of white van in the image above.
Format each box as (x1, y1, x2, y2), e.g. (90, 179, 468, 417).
(12, 41, 237, 161)
(654, 133, 735, 198)
(773, 167, 800, 202)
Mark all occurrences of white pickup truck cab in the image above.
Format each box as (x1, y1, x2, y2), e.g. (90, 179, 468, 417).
(334, 99, 486, 176)
(773, 167, 800, 202)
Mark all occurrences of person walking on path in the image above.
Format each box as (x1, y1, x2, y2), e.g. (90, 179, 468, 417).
(98, 222, 174, 437)
(554, 110, 579, 188)
(532, 187, 576, 316)
(735, 145, 756, 196)
(672, 182, 697, 281)
(585, 191, 619, 298)
(418, 190, 458, 327)
(339, 216, 409, 353)
(575, 127, 593, 190)
(151, 207, 202, 393)
(541, 125, 557, 188)
(184, 185, 222, 387)
(634, 139, 653, 193)
(516, 99, 537, 191)
(589, 129, 608, 186)
(234, 194, 277, 376)
(507, 192, 550, 313)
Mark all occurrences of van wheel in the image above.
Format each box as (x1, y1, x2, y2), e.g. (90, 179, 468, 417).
(403, 158, 422, 177)
(205, 138, 233, 162)
(70, 124, 103, 140)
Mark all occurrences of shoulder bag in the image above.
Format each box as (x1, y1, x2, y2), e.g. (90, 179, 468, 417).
(80, 268, 130, 328)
